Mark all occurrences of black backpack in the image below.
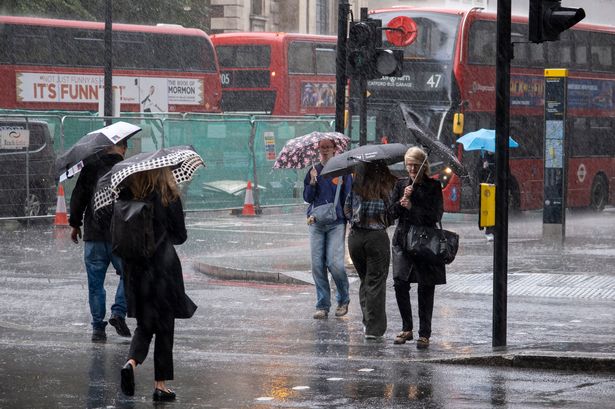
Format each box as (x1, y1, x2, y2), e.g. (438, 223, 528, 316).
(111, 199, 156, 260)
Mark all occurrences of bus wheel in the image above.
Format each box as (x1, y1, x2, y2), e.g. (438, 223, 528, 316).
(590, 175, 608, 212)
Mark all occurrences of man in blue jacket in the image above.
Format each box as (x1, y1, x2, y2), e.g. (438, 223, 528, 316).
(69, 141, 131, 342)
(303, 138, 352, 319)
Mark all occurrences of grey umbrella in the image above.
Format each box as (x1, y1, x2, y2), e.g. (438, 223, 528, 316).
(320, 143, 408, 178)
(56, 121, 142, 182)
(93, 145, 205, 211)
(399, 103, 468, 178)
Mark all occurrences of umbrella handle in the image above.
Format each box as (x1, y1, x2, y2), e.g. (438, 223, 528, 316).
(408, 155, 429, 188)
(65, 165, 73, 180)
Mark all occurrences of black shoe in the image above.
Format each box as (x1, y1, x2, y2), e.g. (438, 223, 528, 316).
(91, 329, 107, 343)
(153, 388, 176, 402)
(120, 362, 135, 396)
(416, 336, 430, 350)
(109, 315, 131, 337)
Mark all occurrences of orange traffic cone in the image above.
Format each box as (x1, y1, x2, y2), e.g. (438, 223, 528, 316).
(54, 184, 69, 226)
(241, 181, 257, 217)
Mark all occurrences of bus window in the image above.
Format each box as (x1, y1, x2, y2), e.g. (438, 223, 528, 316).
(72, 29, 104, 67)
(546, 30, 572, 66)
(315, 44, 336, 75)
(376, 12, 460, 62)
(573, 31, 589, 70)
(216, 45, 270, 68)
(527, 42, 545, 67)
(589, 117, 613, 155)
(570, 117, 588, 157)
(183, 36, 217, 72)
(0, 24, 9, 63)
(590, 32, 614, 73)
(288, 42, 314, 74)
(469, 20, 496, 66)
(511, 24, 528, 67)
(13, 25, 52, 65)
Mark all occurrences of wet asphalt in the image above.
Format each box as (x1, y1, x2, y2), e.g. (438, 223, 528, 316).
(1, 207, 615, 408)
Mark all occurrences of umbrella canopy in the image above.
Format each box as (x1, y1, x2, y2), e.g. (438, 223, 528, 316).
(320, 143, 408, 178)
(456, 129, 519, 152)
(56, 121, 142, 182)
(399, 103, 468, 177)
(93, 145, 204, 211)
(273, 131, 350, 169)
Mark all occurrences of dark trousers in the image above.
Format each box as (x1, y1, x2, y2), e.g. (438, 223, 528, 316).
(393, 278, 435, 339)
(128, 310, 175, 381)
(348, 228, 390, 337)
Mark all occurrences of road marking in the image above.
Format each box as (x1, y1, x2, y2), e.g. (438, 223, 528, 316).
(444, 272, 615, 299)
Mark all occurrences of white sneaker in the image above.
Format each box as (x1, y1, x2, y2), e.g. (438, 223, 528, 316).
(485, 233, 494, 242)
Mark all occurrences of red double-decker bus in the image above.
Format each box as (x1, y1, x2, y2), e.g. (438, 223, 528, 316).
(0, 16, 221, 113)
(211, 32, 337, 115)
(366, 7, 615, 213)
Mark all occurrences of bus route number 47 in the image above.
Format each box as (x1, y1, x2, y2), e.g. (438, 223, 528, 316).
(426, 74, 442, 88)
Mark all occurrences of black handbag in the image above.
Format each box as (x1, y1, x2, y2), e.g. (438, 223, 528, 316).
(405, 223, 459, 265)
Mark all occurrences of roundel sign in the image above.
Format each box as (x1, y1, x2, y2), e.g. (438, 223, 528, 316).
(577, 163, 586, 183)
(385, 16, 418, 47)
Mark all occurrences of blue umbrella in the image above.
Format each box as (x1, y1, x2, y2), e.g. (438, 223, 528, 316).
(456, 129, 519, 152)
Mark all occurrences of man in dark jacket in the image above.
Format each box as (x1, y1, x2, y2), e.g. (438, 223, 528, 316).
(69, 141, 131, 342)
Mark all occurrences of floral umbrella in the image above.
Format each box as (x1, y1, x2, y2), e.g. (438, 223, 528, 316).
(272, 131, 350, 169)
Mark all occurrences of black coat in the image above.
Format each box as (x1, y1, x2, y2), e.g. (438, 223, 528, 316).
(390, 176, 446, 285)
(69, 153, 123, 241)
(122, 192, 197, 323)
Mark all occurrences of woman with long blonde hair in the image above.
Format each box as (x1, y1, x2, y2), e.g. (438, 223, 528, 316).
(119, 166, 196, 402)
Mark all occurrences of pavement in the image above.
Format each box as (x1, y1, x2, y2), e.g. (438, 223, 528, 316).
(193, 207, 615, 373)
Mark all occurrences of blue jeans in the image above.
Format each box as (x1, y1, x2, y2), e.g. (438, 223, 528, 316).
(309, 222, 350, 311)
(84, 241, 127, 330)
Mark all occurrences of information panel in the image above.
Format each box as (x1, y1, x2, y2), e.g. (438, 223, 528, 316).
(543, 69, 568, 238)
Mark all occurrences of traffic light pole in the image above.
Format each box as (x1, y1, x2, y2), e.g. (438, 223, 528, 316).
(358, 76, 368, 146)
(493, 0, 511, 347)
(335, 0, 350, 134)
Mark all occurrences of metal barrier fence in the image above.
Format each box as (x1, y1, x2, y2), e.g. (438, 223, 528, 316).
(0, 111, 376, 220)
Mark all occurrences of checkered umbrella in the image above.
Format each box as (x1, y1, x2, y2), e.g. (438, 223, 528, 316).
(272, 131, 350, 169)
(93, 145, 204, 211)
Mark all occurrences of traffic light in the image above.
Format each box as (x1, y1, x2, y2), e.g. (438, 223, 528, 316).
(346, 20, 378, 79)
(529, 0, 585, 43)
(375, 49, 403, 77)
(347, 19, 404, 79)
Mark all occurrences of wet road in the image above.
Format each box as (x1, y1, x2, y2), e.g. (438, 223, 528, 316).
(1, 209, 615, 408)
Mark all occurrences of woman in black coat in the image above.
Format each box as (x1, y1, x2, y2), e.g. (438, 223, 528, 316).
(390, 147, 444, 349)
(119, 167, 197, 402)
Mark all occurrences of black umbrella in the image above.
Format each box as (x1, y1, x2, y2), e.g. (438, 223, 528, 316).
(56, 121, 142, 182)
(93, 145, 205, 211)
(399, 103, 468, 178)
(320, 143, 408, 178)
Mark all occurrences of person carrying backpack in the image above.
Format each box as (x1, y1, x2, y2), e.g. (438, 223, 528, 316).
(118, 166, 196, 402)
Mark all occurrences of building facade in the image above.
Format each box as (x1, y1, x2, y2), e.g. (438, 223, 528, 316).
(210, 0, 369, 35)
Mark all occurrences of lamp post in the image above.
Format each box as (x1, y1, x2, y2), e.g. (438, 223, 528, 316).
(104, 0, 113, 125)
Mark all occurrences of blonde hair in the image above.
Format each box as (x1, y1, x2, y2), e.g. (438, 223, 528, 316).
(404, 146, 430, 176)
(126, 167, 180, 207)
